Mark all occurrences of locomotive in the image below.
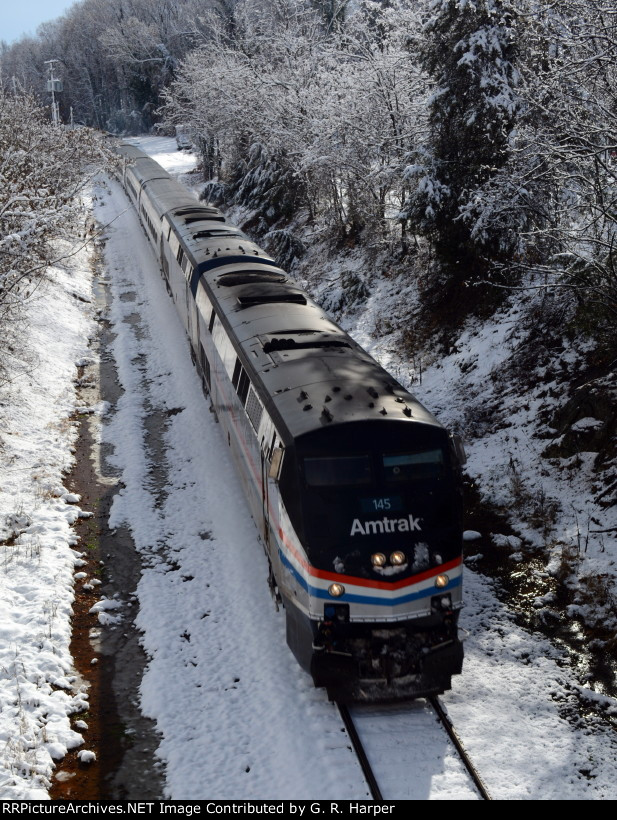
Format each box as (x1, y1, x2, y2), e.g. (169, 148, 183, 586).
(116, 142, 466, 701)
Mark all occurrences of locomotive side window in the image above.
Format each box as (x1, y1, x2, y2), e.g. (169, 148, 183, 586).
(304, 455, 372, 487)
(169, 234, 179, 258)
(383, 448, 445, 482)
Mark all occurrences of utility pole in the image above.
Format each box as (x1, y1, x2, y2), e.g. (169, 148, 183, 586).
(45, 60, 62, 125)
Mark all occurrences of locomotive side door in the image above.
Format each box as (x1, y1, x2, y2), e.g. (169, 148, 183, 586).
(260, 446, 270, 548)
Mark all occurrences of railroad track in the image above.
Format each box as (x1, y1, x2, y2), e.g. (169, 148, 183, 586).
(338, 702, 384, 800)
(338, 698, 491, 801)
(428, 696, 492, 801)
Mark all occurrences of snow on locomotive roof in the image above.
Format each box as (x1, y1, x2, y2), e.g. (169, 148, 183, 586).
(200, 266, 441, 439)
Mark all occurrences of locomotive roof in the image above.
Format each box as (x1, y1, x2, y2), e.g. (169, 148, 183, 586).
(200, 266, 442, 441)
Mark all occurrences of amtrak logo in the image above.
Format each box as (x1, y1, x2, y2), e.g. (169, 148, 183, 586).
(350, 514, 422, 536)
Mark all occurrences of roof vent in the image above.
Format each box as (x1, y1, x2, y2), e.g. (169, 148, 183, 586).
(217, 271, 287, 287)
(175, 206, 221, 216)
(263, 338, 350, 354)
(181, 213, 225, 224)
(192, 229, 238, 240)
(238, 293, 307, 308)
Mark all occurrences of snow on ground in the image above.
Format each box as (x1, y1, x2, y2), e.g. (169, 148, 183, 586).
(2, 134, 617, 799)
(418, 301, 617, 566)
(0, 227, 97, 797)
(448, 570, 617, 799)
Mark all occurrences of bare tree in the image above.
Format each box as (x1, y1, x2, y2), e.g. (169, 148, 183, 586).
(0, 90, 111, 384)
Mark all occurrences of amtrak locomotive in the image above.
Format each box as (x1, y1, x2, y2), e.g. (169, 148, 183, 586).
(116, 142, 466, 701)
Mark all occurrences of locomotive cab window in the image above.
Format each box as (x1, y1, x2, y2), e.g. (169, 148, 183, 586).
(303, 455, 372, 487)
(383, 448, 445, 482)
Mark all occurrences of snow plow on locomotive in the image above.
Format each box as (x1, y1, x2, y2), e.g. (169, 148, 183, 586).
(116, 142, 466, 701)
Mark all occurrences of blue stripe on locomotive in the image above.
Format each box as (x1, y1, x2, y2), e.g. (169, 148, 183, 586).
(278, 549, 461, 608)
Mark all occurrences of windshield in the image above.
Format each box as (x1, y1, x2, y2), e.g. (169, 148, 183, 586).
(287, 422, 462, 569)
(383, 449, 445, 482)
(302, 448, 445, 488)
(304, 455, 372, 487)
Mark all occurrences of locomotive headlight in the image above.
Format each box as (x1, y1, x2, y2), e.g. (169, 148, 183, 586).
(371, 553, 387, 567)
(435, 574, 449, 588)
(328, 583, 345, 598)
(390, 551, 406, 566)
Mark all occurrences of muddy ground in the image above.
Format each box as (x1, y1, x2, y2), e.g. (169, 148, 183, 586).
(50, 261, 164, 800)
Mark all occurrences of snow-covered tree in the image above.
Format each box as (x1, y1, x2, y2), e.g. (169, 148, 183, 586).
(1, 0, 225, 132)
(162, 0, 427, 252)
(513, 0, 617, 332)
(0, 91, 110, 383)
(404, 0, 520, 282)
